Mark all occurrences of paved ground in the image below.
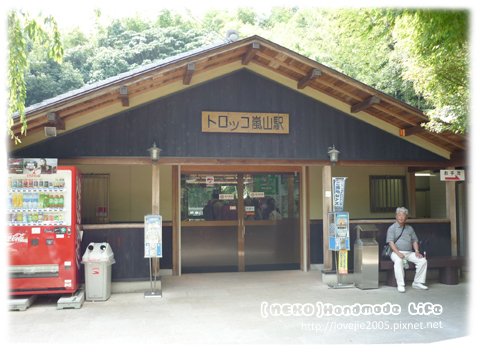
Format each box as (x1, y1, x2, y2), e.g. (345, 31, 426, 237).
(4, 269, 474, 354)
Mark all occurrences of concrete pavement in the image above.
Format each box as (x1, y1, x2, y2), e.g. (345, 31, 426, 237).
(6, 270, 471, 347)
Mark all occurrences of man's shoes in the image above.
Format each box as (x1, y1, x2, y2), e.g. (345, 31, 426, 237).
(397, 285, 405, 293)
(412, 282, 428, 290)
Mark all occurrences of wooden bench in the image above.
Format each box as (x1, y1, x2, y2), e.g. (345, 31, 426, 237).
(379, 256, 466, 286)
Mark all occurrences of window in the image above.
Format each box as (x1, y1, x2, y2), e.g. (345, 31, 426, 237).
(81, 174, 109, 224)
(370, 176, 406, 213)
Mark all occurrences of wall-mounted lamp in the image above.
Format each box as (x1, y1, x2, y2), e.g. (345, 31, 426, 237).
(147, 142, 162, 161)
(328, 145, 340, 165)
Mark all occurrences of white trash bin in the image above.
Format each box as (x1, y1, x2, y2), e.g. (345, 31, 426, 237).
(82, 243, 115, 301)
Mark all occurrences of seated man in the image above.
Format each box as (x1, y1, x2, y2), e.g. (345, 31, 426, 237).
(386, 207, 428, 293)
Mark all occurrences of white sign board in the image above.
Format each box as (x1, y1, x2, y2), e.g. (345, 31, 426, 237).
(205, 176, 215, 186)
(219, 193, 234, 200)
(144, 215, 162, 258)
(440, 169, 465, 182)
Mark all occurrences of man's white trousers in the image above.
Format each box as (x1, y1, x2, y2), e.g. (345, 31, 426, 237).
(390, 251, 428, 286)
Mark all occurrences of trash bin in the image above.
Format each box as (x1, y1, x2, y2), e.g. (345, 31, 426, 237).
(354, 225, 379, 289)
(82, 242, 115, 301)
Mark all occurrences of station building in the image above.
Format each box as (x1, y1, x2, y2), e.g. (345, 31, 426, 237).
(10, 36, 467, 280)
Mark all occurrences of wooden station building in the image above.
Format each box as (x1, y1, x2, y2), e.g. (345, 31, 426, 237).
(10, 35, 467, 280)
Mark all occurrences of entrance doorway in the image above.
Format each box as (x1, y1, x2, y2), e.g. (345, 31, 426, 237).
(180, 171, 300, 273)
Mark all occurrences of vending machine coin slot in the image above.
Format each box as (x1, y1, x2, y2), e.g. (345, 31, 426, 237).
(31, 238, 39, 246)
(46, 238, 54, 246)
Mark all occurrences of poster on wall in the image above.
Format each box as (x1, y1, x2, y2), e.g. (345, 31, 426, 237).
(144, 215, 162, 258)
(8, 158, 58, 175)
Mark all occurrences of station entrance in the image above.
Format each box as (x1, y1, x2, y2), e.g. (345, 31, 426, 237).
(180, 169, 301, 273)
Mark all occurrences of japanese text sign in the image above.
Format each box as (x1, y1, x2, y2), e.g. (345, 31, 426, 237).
(202, 111, 289, 134)
(440, 169, 465, 182)
(144, 215, 162, 258)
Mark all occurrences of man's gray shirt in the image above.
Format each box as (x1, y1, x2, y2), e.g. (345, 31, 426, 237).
(386, 222, 418, 251)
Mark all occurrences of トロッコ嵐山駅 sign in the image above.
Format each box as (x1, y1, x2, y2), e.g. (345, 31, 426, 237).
(202, 111, 289, 134)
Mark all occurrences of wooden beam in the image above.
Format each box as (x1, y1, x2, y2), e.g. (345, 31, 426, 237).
(242, 41, 260, 65)
(448, 150, 466, 167)
(400, 125, 424, 137)
(297, 68, 322, 89)
(182, 62, 196, 85)
(119, 86, 129, 107)
(350, 95, 380, 113)
(46, 112, 65, 130)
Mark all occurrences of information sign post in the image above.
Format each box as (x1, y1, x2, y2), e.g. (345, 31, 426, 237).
(144, 214, 162, 298)
(327, 177, 354, 289)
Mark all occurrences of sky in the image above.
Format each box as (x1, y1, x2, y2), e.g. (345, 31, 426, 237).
(5, 0, 480, 32)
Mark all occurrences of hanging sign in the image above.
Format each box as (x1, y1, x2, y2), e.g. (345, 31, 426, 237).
(440, 169, 465, 182)
(332, 177, 348, 212)
(144, 215, 162, 258)
(202, 111, 289, 134)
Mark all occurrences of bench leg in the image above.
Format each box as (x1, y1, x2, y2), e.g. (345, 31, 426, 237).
(386, 270, 397, 287)
(439, 267, 459, 285)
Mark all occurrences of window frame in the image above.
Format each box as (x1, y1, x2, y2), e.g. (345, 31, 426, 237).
(369, 175, 407, 213)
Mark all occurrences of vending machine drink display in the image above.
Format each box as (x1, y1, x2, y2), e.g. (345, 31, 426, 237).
(7, 159, 82, 296)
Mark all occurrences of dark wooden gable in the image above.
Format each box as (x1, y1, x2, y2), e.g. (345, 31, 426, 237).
(12, 69, 444, 162)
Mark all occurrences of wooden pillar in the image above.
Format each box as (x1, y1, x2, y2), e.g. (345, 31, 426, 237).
(301, 166, 309, 272)
(152, 162, 161, 274)
(322, 165, 333, 270)
(446, 167, 458, 256)
(407, 171, 417, 218)
(172, 165, 180, 276)
(237, 174, 245, 272)
(152, 163, 160, 214)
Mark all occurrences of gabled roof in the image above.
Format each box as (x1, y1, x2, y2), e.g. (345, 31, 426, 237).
(12, 35, 466, 161)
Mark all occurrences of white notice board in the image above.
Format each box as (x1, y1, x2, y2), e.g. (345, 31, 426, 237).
(144, 215, 162, 258)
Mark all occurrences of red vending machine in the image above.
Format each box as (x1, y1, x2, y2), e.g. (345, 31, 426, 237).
(7, 159, 82, 296)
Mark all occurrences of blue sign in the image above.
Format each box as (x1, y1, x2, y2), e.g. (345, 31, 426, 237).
(144, 215, 162, 258)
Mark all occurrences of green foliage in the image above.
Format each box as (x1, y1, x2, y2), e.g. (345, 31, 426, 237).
(14, 7, 469, 140)
(7, 10, 63, 143)
(392, 10, 469, 134)
(26, 10, 208, 97)
(26, 59, 84, 106)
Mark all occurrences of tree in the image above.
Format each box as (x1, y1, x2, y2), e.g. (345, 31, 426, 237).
(7, 10, 63, 143)
(26, 59, 84, 106)
(392, 10, 468, 134)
